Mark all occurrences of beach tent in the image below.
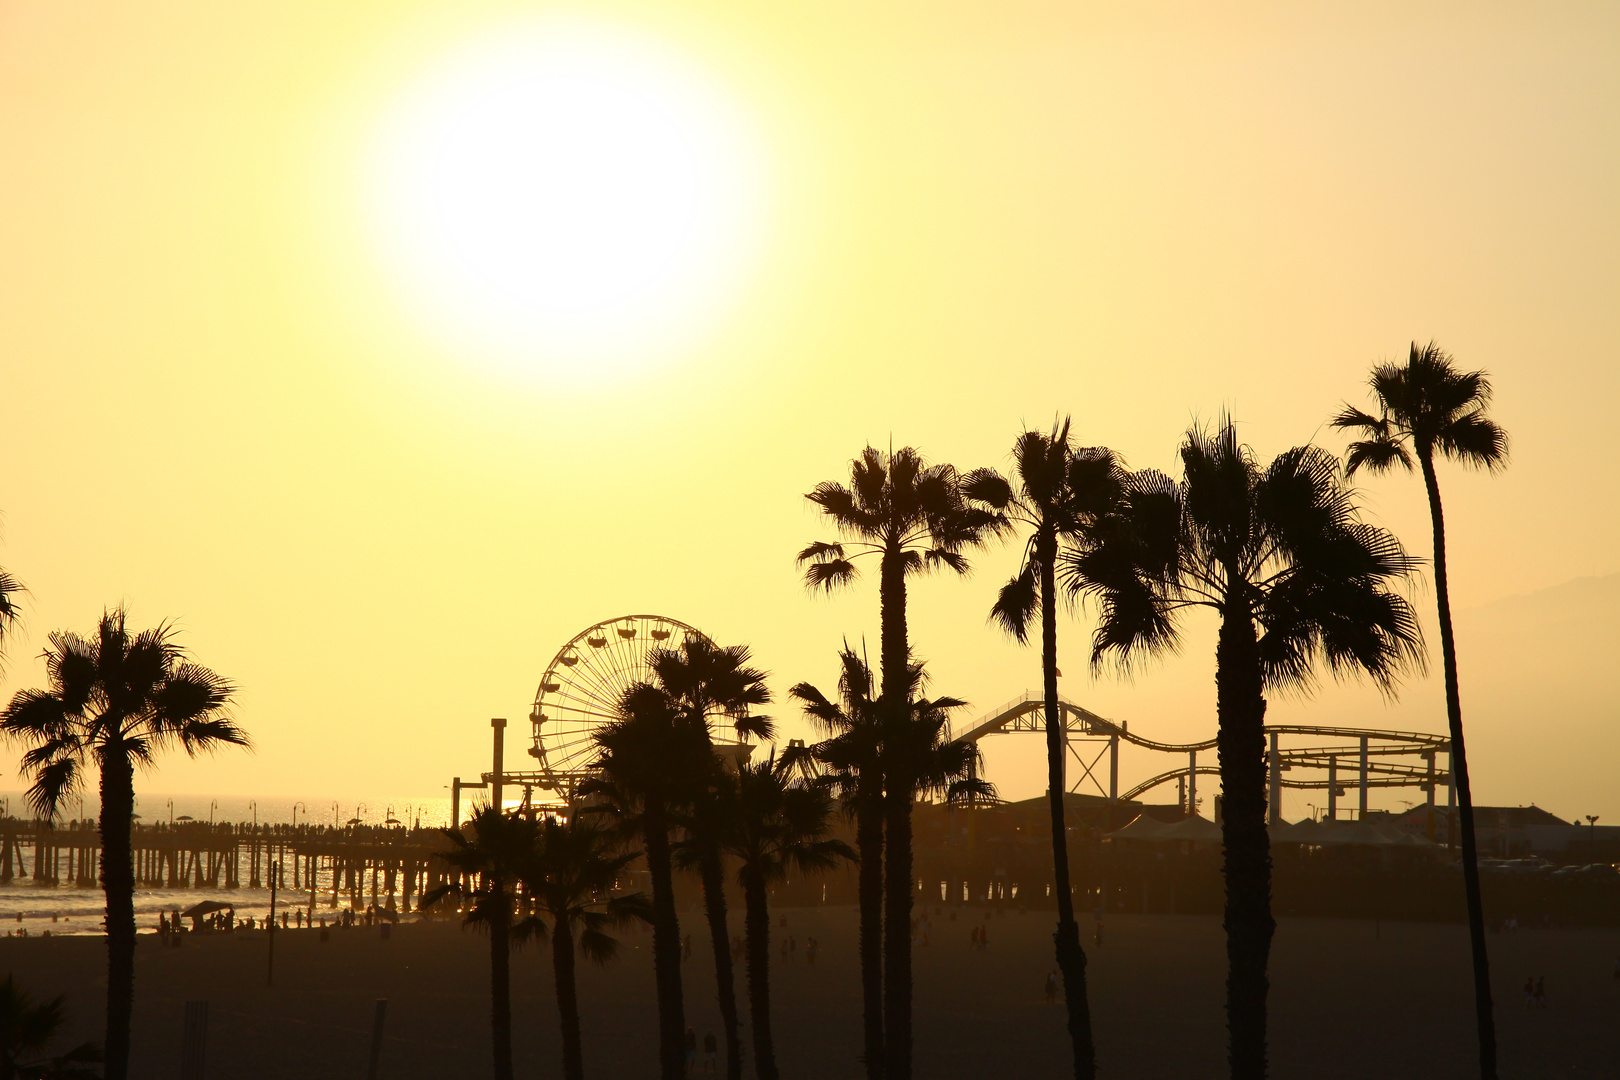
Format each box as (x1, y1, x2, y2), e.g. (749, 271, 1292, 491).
(1104, 813, 1174, 840)
(180, 900, 234, 919)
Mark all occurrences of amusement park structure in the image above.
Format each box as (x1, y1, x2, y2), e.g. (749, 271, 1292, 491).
(951, 692, 1454, 825)
(450, 616, 1454, 829)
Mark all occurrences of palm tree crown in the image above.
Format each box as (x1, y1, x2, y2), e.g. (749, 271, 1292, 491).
(650, 637, 774, 742)
(2, 610, 246, 820)
(1077, 421, 1425, 694)
(1332, 341, 1508, 478)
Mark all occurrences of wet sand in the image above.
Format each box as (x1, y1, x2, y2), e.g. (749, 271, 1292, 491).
(2, 907, 1614, 1078)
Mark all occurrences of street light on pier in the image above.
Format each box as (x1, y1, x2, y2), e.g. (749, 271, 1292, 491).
(292, 802, 306, 830)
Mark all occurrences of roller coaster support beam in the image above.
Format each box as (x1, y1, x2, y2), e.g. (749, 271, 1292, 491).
(1359, 736, 1370, 818)
(1268, 731, 1282, 825)
(1109, 734, 1119, 804)
(1188, 750, 1197, 817)
(491, 718, 507, 815)
(1327, 756, 1338, 821)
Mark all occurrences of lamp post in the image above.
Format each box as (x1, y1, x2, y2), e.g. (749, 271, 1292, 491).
(292, 802, 306, 830)
(167, 799, 175, 826)
(209, 800, 218, 826)
(1586, 815, 1600, 861)
(249, 800, 257, 830)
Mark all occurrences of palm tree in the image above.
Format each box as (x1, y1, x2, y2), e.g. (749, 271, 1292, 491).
(0, 609, 246, 1080)
(793, 651, 986, 1080)
(1073, 420, 1423, 1080)
(0, 975, 100, 1080)
(1331, 341, 1509, 1080)
(650, 638, 772, 1080)
(422, 807, 540, 1080)
(519, 814, 652, 1080)
(586, 683, 714, 1080)
(723, 752, 853, 1080)
(0, 568, 21, 664)
(963, 420, 1123, 1080)
(799, 444, 1001, 1078)
(789, 646, 886, 1075)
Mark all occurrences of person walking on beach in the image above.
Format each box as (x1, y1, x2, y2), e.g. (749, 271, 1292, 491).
(703, 1031, 717, 1074)
(684, 1026, 697, 1075)
(1044, 970, 1058, 1004)
(1534, 976, 1546, 1007)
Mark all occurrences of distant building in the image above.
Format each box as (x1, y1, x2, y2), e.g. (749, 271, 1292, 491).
(1394, 804, 1619, 858)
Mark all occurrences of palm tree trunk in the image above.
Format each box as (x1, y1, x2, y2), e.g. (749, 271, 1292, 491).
(878, 545, 908, 705)
(1421, 453, 1497, 1080)
(1039, 539, 1096, 1080)
(100, 752, 137, 1080)
(742, 865, 778, 1080)
(553, 914, 585, 1080)
(643, 799, 687, 1080)
(698, 847, 744, 1080)
(1216, 598, 1273, 1080)
(882, 775, 914, 1080)
(490, 893, 513, 1080)
(856, 779, 885, 1080)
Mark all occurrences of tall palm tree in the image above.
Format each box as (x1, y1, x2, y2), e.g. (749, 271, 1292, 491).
(963, 420, 1123, 1080)
(0, 975, 100, 1080)
(790, 646, 886, 1075)
(799, 444, 1002, 1078)
(650, 638, 772, 1080)
(519, 814, 652, 1080)
(423, 807, 540, 1080)
(586, 683, 714, 1080)
(0, 610, 246, 1080)
(1073, 420, 1423, 1080)
(1331, 341, 1509, 1080)
(723, 752, 853, 1080)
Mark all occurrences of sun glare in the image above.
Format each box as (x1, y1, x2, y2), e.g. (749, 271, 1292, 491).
(365, 19, 766, 384)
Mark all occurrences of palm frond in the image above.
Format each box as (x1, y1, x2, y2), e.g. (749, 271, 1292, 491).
(990, 559, 1040, 643)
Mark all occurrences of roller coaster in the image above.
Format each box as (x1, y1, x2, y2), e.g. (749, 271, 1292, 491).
(951, 691, 1454, 823)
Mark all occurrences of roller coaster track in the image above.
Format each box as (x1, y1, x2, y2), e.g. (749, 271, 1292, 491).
(954, 691, 1451, 803)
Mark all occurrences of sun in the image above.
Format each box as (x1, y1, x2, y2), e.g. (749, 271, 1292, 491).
(365, 19, 766, 384)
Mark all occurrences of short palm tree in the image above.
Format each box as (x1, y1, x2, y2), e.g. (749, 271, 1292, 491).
(794, 651, 985, 1080)
(0, 975, 100, 1080)
(650, 638, 772, 1080)
(963, 420, 1123, 1080)
(1073, 420, 1423, 1080)
(0, 610, 246, 1080)
(789, 646, 885, 1073)
(586, 683, 714, 1080)
(519, 814, 652, 1080)
(1331, 341, 1509, 1080)
(423, 807, 541, 1080)
(799, 444, 1001, 1078)
(724, 752, 852, 1080)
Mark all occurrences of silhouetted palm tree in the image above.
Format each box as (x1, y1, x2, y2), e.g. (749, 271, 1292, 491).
(0, 975, 101, 1080)
(0, 610, 246, 1080)
(963, 420, 1123, 1080)
(1332, 341, 1509, 1080)
(0, 569, 21, 666)
(586, 683, 714, 1080)
(724, 752, 852, 1080)
(799, 445, 1002, 1078)
(794, 650, 986, 1080)
(650, 638, 772, 1080)
(424, 807, 541, 1080)
(790, 646, 886, 1070)
(519, 814, 652, 1080)
(1073, 420, 1423, 1080)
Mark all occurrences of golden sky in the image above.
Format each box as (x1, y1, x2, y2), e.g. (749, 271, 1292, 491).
(2, 2, 1616, 820)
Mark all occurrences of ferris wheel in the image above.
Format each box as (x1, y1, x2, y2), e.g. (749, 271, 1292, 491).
(527, 614, 708, 784)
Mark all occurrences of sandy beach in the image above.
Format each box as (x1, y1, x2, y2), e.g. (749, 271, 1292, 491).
(2, 906, 1614, 1079)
